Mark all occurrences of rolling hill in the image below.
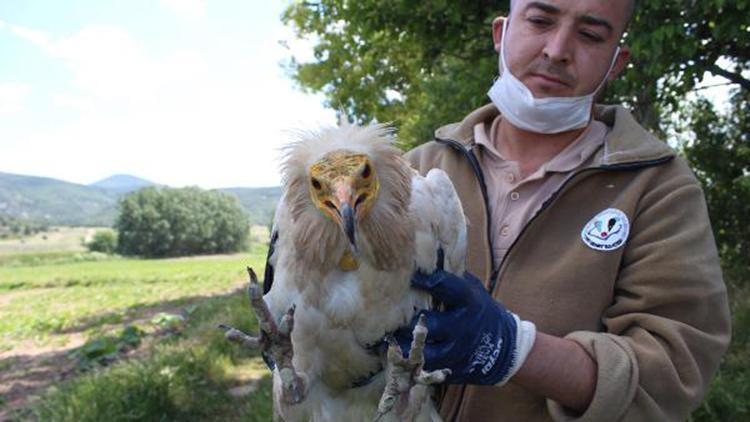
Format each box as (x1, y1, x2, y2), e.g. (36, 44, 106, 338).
(0, 171, 282, 227)
(220, 186, 282, 229)
(89, 174, 159, 194)
(0, 172, 117, 226)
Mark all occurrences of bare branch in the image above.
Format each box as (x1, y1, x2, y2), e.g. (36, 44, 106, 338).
(709, 64, 750, 92)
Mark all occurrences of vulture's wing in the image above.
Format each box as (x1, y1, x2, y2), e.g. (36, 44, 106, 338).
(260, 192, 299, 320)
(262, 192, 285, 295)
(410, 168, 467, 276)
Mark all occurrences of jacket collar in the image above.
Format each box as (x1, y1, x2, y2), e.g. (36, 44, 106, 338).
(434, 104, 674, 167)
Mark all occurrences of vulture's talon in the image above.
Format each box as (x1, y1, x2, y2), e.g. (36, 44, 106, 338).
(375, 314, 448, 421)
(220, 267, 308, 404)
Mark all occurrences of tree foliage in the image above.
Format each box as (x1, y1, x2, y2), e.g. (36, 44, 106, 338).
(115, 187, 249, 258)
(0, 214, 48, 239)
(682, 90, 750, 274)
(87, 229, 118, 255)
(282, 0, 749, 144)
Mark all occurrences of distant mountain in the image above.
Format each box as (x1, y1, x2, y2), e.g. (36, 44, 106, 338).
(220, 186, 283, 228)
(0, 172, 117, 226)
(90, 174, 158, 194)
(0, 171, 282, 227)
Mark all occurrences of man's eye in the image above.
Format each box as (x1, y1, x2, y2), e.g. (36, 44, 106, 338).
(580, 31, 604, 42)
(528, 17, 552, 27)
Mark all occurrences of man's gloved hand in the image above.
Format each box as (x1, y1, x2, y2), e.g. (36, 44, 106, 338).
(395, 270, 536, 386)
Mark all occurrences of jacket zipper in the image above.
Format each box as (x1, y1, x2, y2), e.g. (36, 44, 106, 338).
(435, 136, 673, 294)
(490, 156, 673, 294)
(435, 137, 498, 284)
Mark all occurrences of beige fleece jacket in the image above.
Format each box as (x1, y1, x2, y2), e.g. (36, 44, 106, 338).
(404, 104, 731, 422)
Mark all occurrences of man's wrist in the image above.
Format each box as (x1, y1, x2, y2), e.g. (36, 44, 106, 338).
(510, 332, 598, 413)
(495, 315, 536, 386)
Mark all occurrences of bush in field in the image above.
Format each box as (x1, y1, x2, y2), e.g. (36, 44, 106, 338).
(86, 230, 117, 254)
(115, 187, 249, 258)
(0, 214, 48, 239)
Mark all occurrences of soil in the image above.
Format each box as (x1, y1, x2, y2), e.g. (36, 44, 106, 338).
(0, 335, 84, 421)
(0, 287, 247, 422)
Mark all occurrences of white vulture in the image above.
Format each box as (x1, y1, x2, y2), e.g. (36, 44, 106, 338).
(222, 121, 467, 421)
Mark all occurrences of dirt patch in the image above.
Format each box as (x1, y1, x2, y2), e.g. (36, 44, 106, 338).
(0, 288, 245, 419)
(0, 334, 85, 420)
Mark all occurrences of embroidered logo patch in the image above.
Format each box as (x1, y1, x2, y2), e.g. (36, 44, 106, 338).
(581, 208, 630, 251)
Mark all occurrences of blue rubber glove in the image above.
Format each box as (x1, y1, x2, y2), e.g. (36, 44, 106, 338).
(395, 270, 536, 385)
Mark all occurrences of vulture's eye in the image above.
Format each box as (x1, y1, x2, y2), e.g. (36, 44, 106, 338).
(311, 178, 322, 190)
(355, 194, 368, 208)
(361, 163, 371, 179)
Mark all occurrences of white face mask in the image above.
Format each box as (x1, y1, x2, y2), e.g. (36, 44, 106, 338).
(487, 17, 620, 134)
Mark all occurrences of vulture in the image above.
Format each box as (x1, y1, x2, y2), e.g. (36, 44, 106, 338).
(222, 121, 467, 421)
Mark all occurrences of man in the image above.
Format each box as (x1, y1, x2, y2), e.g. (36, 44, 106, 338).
(398, 0, 731, 420)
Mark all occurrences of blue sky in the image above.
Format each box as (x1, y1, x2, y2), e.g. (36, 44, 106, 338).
(0, 0, 335, 188)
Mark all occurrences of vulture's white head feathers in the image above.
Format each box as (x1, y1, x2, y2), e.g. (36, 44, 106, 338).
(280, 121, 414, 272)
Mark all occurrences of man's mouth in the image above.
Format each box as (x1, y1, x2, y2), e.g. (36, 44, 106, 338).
(530, 72, 570, 87)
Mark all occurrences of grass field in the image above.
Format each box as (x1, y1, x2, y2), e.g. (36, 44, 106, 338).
(0, 227, 276, 421)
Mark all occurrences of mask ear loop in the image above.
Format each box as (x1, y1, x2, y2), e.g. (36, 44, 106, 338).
(591, 44, 622, 96)
(499, 17, 511, 77)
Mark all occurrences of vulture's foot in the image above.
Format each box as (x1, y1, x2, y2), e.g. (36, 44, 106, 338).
(374, 314, 450, 422)
(219, 267, 307, 405)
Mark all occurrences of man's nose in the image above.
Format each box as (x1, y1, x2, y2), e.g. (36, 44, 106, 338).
(542, 26, 574, 64)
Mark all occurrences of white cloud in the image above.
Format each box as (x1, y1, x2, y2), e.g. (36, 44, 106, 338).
(0, 19, 6, 29)
(1, 15, 336, 188)
(0, 83, 31, 114)
(160, 0, 206, 20)
(53, 94, 94, 111)
(10, 24, 201, 103)
(55, 26, 158, 101)
(10, 24, 52, 48)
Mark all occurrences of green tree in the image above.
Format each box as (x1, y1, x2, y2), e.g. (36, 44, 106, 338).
(682, 91, 750, 422)
(115, 187, 249, 258)
(682, 91, 750, 274)
(282, 0, 749, 144)
(0, 214, 48, 239)
(87, 229, 118, 254)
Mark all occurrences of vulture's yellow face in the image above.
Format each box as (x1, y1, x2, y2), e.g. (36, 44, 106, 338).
(309, 151, 379, 246)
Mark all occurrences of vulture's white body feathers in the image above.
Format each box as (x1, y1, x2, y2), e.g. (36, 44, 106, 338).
(264, 123, 467, 421)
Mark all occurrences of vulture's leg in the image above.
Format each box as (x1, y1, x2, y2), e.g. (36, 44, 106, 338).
(219, 267, 307, 405)
(374, 315, 450, 422)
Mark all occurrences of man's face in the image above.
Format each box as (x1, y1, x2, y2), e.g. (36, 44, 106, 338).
(493, 0, 631, 98)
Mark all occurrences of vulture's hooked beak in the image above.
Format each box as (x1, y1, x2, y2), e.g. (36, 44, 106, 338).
(334, 180, 358, 249)
(341, 202, 356, 248)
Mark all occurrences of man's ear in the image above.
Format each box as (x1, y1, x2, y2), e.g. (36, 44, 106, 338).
(492, 17, 507, 53)
(608, 45, 631, 81)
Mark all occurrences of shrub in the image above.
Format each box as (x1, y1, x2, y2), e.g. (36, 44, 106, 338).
(86, 230, 117, 254)
(33, 348, 230, 422)
(115, 187, 249, 258)
(0, 214, 48, 239)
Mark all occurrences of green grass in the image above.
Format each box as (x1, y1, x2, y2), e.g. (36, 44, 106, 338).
(690, 268, 750, 422)
(24, 278, 275, 421)
(0, 243, 268, 348)
(0, 250, 116, 268)
(0, 233, 275, 421)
